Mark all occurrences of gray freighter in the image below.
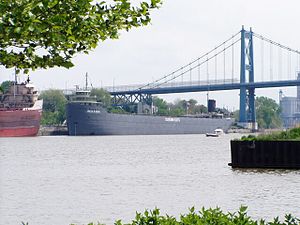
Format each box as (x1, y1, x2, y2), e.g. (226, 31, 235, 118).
(66, 90, 234, 136)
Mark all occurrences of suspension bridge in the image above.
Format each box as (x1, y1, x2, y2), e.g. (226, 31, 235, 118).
(106, 26, 300, 129)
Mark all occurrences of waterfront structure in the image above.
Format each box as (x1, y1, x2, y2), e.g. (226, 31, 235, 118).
(230, 139, 300, 169)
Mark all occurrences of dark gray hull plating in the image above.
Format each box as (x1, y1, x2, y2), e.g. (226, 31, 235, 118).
(66, 102, 234, 136)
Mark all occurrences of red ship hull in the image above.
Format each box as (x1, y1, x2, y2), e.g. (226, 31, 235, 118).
(0, 109, 42, 137)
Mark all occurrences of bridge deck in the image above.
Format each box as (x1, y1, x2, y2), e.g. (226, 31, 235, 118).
(109, 79, 300, 95)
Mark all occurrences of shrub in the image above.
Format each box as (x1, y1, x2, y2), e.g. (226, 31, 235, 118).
(239, 127, 300, 141)
(67, 206, 299, 225)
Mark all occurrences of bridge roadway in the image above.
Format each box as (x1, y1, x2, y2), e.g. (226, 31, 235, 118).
(109, 79, 300, 95)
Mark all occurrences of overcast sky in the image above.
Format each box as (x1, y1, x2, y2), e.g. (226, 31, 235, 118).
(1, 0, 299, 110)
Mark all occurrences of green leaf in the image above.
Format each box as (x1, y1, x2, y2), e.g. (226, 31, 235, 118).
(239, 205, 248, 213)
(14, 27, 21, 33)
(48, 0, 58, 8)
(28, 26, 34, 32)
(8, 18, 14, 25)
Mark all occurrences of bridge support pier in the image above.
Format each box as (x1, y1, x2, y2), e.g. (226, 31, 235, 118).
(238, 26, 258, 131)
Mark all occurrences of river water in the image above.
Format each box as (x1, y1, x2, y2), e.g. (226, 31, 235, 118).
(0, 134, 299, 225)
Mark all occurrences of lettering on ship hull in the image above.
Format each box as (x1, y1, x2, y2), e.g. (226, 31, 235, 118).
(165, 117, 181, 122)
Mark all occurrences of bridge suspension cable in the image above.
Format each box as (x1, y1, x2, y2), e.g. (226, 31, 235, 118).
(141, 37, 241, 90)
(137, 30, 241, 90)
(270, 42, 273, 81)
(278, 47, 282, 80)
(231, 36, 235, 82)
(253, 32, 300, 82)
(253, 33, 300, 55)
(298, 54, 300, 72)
(260, 38, 264, 81)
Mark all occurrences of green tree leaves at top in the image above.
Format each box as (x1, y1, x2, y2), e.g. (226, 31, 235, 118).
(0, 0, 162, 73)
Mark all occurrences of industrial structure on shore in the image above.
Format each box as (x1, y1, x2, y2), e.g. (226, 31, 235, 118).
(279, 73, 300, 128)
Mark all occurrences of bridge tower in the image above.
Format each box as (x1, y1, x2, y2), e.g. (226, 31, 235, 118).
(239, 26, 257, 130)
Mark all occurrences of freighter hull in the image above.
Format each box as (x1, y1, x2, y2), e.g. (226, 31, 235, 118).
(67, 102, 234, 136)
(0, 109, 42, 137)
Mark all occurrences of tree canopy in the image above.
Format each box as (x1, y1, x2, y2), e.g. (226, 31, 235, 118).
(39, 89, 67, 125)
(153, 97, 208, 116)
(0, 0, 161, 73)
(256, 96, 281, 129)
(90, 88, 111, 107)
(0, 80, 14, 93)
(232, 96, 282, 129)
(153, 96, 169, 115)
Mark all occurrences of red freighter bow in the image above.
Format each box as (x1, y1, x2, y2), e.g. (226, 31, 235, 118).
(0, 78, 43, 137)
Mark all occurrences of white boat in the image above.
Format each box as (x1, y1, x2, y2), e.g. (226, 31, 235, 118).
(206, 133, 219, 137)
(214, 128, 224, 135)
(206, 128, 224, 137)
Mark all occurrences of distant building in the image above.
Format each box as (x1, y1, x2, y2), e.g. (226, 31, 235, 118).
(280, 73, 300, 128)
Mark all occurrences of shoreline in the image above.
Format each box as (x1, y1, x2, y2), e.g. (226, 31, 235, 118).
(38, 125, 285, 136)
(38, 125, 68, 136)
(38, 125, 252, 136)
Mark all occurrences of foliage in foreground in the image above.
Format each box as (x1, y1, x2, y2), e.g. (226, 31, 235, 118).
(240, 127, 300, 141)
(66, 206, 299, 225)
